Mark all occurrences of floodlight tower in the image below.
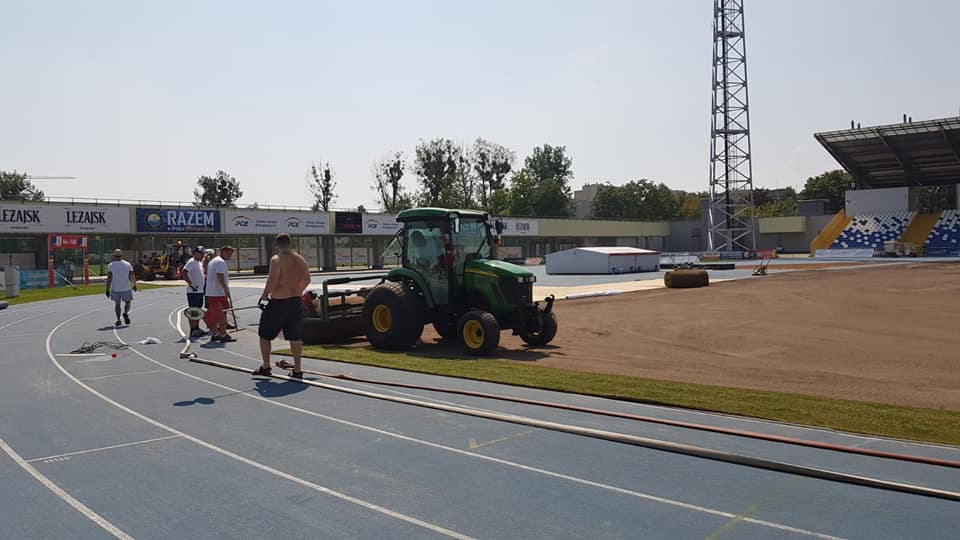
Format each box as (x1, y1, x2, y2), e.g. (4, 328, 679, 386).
(708, 0, 755, 252)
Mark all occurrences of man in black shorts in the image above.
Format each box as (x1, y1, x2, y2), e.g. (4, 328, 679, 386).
(253, 233, 311, 378)
(181, 246, 208, 338)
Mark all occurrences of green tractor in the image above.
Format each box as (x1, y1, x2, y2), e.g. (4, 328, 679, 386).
(362, 208, 557, 355)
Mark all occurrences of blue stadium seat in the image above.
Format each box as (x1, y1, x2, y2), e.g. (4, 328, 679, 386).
(926, 210, 960, 253)
(830, 212, 915, 250)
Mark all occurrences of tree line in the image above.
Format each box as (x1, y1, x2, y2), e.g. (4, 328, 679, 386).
(1, 161, 858, 222)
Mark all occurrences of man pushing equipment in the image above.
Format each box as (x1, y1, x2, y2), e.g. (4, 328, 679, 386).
(252, 233, 311, 378)
(182, 246, 207, 338)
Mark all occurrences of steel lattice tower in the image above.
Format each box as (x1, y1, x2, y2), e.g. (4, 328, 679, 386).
(708, 0, 755, 252)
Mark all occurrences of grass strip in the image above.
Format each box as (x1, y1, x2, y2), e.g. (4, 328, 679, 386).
(283, 345, 960, 446)
(3, 283, 166, 305)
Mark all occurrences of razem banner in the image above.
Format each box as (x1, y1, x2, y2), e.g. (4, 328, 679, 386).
(224, 210, 330, 235)
(0, 204, 131, 234)
(362, 214, 401, 236)
(499, 218, 539, 236)
(136, 208, 220, 233)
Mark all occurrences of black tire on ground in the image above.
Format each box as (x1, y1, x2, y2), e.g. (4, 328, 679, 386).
(363, 281, 425, 350)
(520, 311, 558, 347)
(458, 310, 500, 356)
(432, 318, 458, 340)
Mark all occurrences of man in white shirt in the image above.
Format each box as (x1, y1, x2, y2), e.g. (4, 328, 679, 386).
(181, 246, 207, 338)
(204, 245, 235, 342)
(105, 249, 136, 327)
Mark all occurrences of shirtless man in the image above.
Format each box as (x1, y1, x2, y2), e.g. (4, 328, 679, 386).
(253, 233, 311, 378)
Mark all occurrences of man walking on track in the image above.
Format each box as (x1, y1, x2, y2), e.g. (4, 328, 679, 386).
(182, 246, 207, 338)
(204, 245, 236, 343)
(253, 233, 311, 378)
(105, 249, 136, 327)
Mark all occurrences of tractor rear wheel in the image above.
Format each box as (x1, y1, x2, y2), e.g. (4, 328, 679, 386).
(363, 281, 425, 350)
(458, 310, 500, 356)
(520, 311, 558, 346)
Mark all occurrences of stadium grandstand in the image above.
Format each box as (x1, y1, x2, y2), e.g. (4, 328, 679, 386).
(812, 115, 960, 255)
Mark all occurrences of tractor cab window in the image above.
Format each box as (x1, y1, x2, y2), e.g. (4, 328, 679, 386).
(452, 218, 491, 263)
(403, 220, 450, 303)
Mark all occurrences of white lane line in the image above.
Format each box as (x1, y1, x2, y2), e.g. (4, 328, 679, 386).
(27, 435, 182, 463)
(160, 306, 840, 539)
(0, 437, 134, 540)
(46, 313, 473, 540)
(58, 353, 108, 358)
(79, 369, 170, 382)
(0, 309, 59, 332)
(75, 357, 114, 363)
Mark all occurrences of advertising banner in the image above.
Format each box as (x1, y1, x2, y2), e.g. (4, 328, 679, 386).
(498, 218, 539, 236)
(0, 204, 131, 234)
(362, 214, 401, 236)
(223, 210, 329, 235)
(814, 248, 875, 259)
(136, 208, 220, 233)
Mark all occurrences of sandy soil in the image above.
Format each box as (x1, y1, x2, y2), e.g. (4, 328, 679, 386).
(411, 262, 960, 410)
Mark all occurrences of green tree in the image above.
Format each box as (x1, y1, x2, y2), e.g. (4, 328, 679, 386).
(590, 180, 679, 220)
(372, 152, 413, 213)
(488, 187, 513, 216)
(799, 169, 852, 212)
(471, 138, 515, 210)
(454, 151, 476, 209)
(193, 170, 242, 208)
(674, 191, 707, 220)
(0, 170, 45, 201)
(308, 162, 337, 211)
(751, 187, 798, 217)
(507, 144, 575, 217)
(414, 138, 464, 207)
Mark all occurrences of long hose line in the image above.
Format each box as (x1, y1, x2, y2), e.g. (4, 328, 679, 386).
(187, 355, 960, 503)
(269, 358, 960, 470)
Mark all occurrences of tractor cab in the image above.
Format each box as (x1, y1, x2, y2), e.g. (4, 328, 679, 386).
(365, 208, 556, 355)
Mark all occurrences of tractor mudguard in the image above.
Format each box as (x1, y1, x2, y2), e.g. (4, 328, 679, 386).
(385, 267, 436, 308)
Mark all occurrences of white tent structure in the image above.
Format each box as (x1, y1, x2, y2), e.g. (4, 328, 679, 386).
(545, 247, 660, 275)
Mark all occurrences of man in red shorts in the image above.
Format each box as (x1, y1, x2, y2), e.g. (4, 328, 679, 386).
(252, 233, 311, 378)
(204, 245, 236, 343)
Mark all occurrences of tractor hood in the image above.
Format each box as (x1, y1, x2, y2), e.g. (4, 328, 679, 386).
(466, 258, 534, 279)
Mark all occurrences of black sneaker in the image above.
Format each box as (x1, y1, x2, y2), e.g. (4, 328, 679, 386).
(252, 366, 272, 377)
(123, 313, 131, 325)
(219, 334, 237, 343)
(114, 320, 121, 327)
(210, 334, 223, 342)
(290, 371, 304, 380)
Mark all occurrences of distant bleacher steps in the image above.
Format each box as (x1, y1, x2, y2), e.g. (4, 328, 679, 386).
(809, 210, 852, 255)
(899, 213, 940, 244)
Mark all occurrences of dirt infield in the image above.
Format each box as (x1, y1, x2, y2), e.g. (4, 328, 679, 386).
(421, 262, 960, 410)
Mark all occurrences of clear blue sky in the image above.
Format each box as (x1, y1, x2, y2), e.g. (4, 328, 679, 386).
(2, 0, 958, 208)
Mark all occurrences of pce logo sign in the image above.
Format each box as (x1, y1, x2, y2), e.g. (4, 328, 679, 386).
(285, 217, 302, 229)
(233, 216, 251, 228)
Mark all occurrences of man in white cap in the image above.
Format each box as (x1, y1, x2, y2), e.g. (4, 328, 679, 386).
(105, 248, 137, 326)
(181, 246, 207, 338)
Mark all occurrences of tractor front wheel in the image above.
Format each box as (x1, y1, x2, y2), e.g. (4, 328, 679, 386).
(520, 311, 558, 347)
(458, 310, 500, 356)
(363, 281, 425, 350)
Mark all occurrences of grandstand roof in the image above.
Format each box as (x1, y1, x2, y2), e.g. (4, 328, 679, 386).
(814, 116, 960, 189)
